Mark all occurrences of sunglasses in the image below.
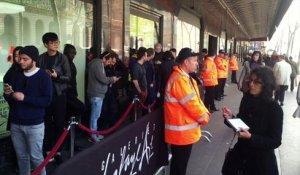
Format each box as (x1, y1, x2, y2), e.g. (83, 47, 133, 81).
(248, 78, 263, 85)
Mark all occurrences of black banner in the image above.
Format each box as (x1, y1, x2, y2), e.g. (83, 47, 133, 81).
(53, 109, 169, 175)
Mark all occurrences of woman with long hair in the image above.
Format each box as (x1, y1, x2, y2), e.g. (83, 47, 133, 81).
(3, 46, 23, 130)
(223, 67, 283, 175)
(238, 51, 265, 92)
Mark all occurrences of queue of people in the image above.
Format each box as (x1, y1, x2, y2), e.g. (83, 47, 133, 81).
(3, 33, 299, 175)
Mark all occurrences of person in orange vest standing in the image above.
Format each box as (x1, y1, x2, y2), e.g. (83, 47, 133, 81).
(164, 47, 210, 175)
(229, 52, 239, 83)
(201, 48, 219, 112)
(214, 50, 228, 100)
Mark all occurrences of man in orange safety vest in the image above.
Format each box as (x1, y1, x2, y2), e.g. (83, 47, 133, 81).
(164, 47, 210, 175)
(201, 48, 219, 112)
(229, 52, 239, 83)
(214, 50, 228, 100)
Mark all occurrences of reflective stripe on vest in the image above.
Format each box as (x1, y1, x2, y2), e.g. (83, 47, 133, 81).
(202, 67, 216, 72)
(198, 113, 208, 123)
(165, 71, 198, 105)
(165, 75, 180, 93)
(165, 122, 199, 131)
(165, 92, 196, 105)
(202, 78, 218, 82)
(165, 113, 208, 131)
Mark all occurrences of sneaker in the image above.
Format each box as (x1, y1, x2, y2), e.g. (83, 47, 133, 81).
(97, 135, 104, 140)
(48, 157, 55, 162)
(44, 152, 55, 162)
(88, 137, 101, 143)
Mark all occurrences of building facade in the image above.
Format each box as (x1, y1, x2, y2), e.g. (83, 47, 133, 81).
(0, 0, 241, 135)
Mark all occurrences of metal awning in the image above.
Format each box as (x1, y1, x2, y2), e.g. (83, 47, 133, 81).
(179, 0, 293, 41)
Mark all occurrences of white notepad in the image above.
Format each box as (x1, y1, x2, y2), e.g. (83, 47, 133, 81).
(226, 118, 250, 132)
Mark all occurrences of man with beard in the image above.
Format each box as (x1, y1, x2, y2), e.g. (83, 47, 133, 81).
(4, 45, 52, 175)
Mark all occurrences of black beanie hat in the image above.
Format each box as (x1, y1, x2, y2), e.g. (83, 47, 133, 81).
(19, 45, 39, 62)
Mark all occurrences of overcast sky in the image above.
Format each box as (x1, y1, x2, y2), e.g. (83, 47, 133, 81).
(267, 0, 300, 59)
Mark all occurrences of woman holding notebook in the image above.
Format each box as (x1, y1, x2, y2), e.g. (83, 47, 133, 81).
(222, 67, 283, 175)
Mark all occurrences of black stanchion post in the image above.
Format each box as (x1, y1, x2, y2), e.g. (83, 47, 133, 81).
(70, 116, 76, 158)
(134, 96, 138, 121)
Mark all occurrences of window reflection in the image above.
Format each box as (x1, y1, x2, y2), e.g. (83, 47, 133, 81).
(176, 19, 200, 52)
(130, 14, 158, 49)
(0, 0, 94, 134)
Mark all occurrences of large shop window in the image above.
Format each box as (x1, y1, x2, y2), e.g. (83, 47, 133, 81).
(176, 20, 200, 52)
(0, 0, 94, 135)
(129, 3, 162, 49)
(130, 14, 158, 49)
(176, 9, 200, 52)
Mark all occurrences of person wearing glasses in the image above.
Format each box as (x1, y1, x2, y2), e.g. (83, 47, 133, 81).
(222, 67, 283, 175)
(37, 32, 71, 164)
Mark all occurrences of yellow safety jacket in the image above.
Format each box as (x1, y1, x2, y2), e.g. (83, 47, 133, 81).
(214, 55, 228, 78)
(229, 55, 239, 71)
(164, 66, 210, 145)
(201, 57, 218, 86)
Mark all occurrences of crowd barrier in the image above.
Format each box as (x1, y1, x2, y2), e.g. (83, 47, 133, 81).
(31, 98, 163, 175)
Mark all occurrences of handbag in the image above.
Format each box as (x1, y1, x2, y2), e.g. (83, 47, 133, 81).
(293, 106, 300, 118)
(222, 133, 244, 175)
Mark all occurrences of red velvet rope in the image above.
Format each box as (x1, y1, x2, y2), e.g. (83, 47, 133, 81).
(139, 99, 156, 110)
(32, 127, 70, 175)
(78, 100, 134, 135)
(31, 100, 135, 174)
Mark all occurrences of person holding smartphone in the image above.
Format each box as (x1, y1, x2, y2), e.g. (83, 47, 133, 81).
(37, 32, 71, 164)
(4, 46, 52, 175)
(222, 67, 283, 175)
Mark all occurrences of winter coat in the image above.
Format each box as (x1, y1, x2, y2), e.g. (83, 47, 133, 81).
(229, 93, 283, 175)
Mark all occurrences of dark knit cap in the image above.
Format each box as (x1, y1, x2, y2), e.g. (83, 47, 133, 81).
(19, 45, 39, 62)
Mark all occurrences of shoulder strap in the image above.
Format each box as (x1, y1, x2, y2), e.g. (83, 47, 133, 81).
(228, 132, 237, 150)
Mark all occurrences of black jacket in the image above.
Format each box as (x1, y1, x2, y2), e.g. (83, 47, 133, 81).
(38, 52, 71, 96)
(229, 93, 283, 175)
(157, 59, 177, 93)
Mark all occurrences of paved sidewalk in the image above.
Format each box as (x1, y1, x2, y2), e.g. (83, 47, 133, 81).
(278, 90, 300, 175)
(184, 82, 300, 175)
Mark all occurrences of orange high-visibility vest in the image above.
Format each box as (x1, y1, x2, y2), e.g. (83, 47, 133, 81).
(214, 55, 228, 78)
(229, 55, 239, 71)
(201, 57, 218, 86)
(164, 66, 210, 145)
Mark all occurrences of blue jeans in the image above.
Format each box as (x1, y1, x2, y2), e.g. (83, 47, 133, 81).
(89, 97, 104, 139)
(11, 123, 46, 175)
